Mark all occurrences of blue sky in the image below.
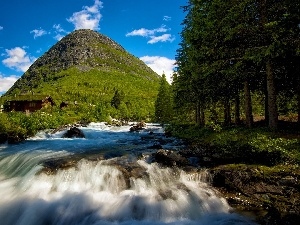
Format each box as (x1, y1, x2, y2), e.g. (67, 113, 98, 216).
(0, 0, 187, 95)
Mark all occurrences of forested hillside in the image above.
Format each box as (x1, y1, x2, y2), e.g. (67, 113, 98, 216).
(1, 29, 160, 121)
(174, 0, 300, 130)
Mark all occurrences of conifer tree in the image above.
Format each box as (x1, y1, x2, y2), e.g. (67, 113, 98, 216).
(155, 74, 173, 123)
(111, 90, 124, 109)
(175, 0, 299, 130)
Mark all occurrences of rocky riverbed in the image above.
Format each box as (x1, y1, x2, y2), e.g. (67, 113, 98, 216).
(153, 145, 300, 225)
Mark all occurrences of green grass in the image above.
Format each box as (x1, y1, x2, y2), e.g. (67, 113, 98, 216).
(2, 29, 161, 119)
(1, 66, 160, 121)
(166, 123, 300, 166)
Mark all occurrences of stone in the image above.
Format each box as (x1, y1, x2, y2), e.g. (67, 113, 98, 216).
(129, 121, 146, 132)
(62, 127, 85, 138)
(153, 149, 189, 167)
(0, 133, 8, 144)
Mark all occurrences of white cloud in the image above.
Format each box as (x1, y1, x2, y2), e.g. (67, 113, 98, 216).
(126, 25, 174, 44)
(52, 24, 68, 41)
(126, 25, 168, 37)
(0, 26, 3, 30)
(140, 56, 176, 83)
(2, 47, 36, 72)
(54, 34, 65, 41)
(36, 48, 42, 53)
(0, 74, 19, 93)
(67, 0, 103, 30)
(30, 28, 47, 39)
(163, 16, 171, 21)
(53, 24, 65, 33)
(126, 28, 153, 37)
(148, 34, 175, 44)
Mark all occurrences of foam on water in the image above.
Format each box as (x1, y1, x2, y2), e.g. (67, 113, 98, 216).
(0, 123, 257, 225)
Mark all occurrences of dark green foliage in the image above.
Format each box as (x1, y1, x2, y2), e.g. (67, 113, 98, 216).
(111, 90, 124, 109)
(0, 108, 65, 139)
(175, 0, 300, 130)
(155, 74, 173, 123)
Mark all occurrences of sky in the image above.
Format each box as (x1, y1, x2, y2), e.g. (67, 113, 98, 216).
(0, 0, 187, 95)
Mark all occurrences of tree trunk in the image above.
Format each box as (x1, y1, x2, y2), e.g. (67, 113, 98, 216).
(297, 88, 300, 125)
(266, 60, 278, 131)
(200, 103, 205, 126)
(297, 66, 300, 126)
(259, 0, 270, 126)
(244, 80, 253, 128)
(195, 101, 200, 125)
(196, 101, 205, 126)
(223, 98, 231, 126)
(234, 90, 241, 125)
(264, 82, 269, 125)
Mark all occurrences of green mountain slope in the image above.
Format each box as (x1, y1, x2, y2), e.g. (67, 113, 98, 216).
(3, 29, 161, 120)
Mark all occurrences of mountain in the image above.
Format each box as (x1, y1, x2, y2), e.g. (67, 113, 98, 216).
(3, 29, 161, 118)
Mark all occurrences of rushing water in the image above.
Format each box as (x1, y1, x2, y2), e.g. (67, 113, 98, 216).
(0, 123, 257, 225)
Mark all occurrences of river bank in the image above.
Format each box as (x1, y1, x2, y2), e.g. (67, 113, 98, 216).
(180, 148, 299, 225)
(163, 124, 300, 225)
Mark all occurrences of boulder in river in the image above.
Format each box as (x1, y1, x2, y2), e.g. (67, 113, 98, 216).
(153, 149, 189, 167)
(129, 121, 146, 132)
(62, 127, 85, 138)
(0, 133, 8, 144)
(7, 133, 26, 144)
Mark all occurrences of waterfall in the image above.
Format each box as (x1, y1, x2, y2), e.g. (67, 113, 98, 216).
(0, 123, 257, 225)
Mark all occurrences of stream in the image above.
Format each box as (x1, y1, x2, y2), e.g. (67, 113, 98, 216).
(0, 122, 257, 225)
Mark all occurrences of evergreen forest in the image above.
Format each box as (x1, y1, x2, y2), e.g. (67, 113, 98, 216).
(173, 0, 299, 131)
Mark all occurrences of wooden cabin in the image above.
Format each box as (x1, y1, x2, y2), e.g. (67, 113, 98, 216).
(4, 95, 55, 112)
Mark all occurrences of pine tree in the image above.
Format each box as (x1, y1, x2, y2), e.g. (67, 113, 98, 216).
(111, 90, 124, 109)
(175, 0, 299, 130)
(155, 74, 173, 123)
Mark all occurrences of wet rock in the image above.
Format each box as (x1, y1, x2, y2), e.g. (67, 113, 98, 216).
(129, 121, 146, 132)
(0, 133, 8, 144)
(41, 157, 81, 174)
(164, 130, 172, 137)
(106, 119, 121, 127)
(153, 149, 189, 167)
(62, 127, 85, 138)
(210, 164, 300, 225)
(109, 162, 149, 189)
(7, 133, 26, 144)
(148, 143, 162, 149)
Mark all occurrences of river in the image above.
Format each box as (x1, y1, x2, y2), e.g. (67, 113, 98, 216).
(0, 122, 257, 225)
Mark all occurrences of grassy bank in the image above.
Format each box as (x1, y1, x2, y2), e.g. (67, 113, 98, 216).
(0, 98, 155, 144)
(166, 123, 300, 166)
(0, 105, 110, 143)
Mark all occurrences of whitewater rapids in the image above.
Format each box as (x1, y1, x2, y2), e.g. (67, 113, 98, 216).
(0, 123, 257, 225)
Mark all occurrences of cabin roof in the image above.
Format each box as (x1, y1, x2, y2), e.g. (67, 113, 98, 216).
(6, 95, 56, 106)
(6, 95, 54, 102)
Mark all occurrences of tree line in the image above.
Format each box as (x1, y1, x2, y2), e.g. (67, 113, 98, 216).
(171, 0, 299, 130)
